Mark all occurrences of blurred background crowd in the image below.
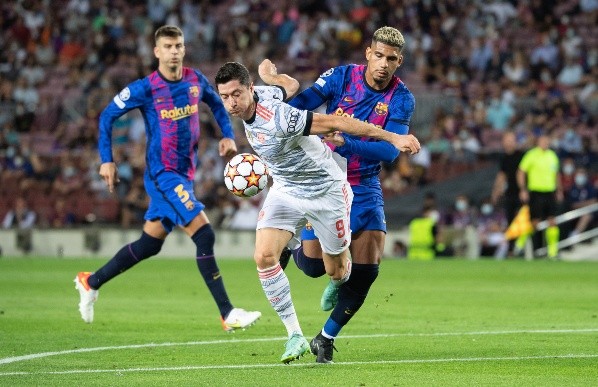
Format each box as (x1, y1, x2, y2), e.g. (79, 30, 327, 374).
(0, 0, 597, 247)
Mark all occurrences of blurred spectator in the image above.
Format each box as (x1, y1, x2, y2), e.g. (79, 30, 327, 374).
(451, 128, 481, 164)
(485, 85, 515, 131)
(408, 206, 440, 261)
(445, 193, 477, 256)
(565, 167, 597, 238)
(409, 143, 431, 186)
(491, 131, 524, 226)
(2, 197, 36, 229)
(120, 175, 148, 229)
(51, 156, 84, 197)
(562, 151, 578, 178)
(476, 197, 508, 259)
(49, 197, 77, 228)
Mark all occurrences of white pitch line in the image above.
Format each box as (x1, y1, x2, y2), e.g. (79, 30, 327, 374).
(1, 354, 597, 376)
(1, 328, 597, 366)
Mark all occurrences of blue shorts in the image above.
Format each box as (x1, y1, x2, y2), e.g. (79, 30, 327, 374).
(301, 186, 386, 240)
(144, 171, 205, 233)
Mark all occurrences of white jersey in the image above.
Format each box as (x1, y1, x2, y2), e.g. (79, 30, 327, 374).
(243, 86, 346, 198)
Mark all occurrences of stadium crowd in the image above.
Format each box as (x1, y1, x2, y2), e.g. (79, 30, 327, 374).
(0, 0, 597, 233)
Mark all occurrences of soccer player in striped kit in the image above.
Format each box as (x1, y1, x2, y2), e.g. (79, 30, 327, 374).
(287, 26, 416, 362)
(74, 25, 261, 331)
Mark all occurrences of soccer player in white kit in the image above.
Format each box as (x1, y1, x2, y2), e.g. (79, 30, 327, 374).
(215, 59, 420, 363)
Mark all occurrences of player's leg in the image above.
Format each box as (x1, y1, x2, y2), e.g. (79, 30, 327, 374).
(305, 181, 353, 313)
(285, 224, 327, 277)
(181, 211, 259, 331)
(311, 230, 383, 363)
(256, 190, 310, 362)
(74, 192, 167, 323)
(544, 193, 560, 260)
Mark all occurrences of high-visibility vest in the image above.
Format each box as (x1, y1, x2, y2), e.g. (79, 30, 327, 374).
(408, 217, 436, 260)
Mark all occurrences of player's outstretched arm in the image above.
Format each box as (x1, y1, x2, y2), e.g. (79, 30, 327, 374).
(310, 113, 421, 154)
(258, 59, 300, 100)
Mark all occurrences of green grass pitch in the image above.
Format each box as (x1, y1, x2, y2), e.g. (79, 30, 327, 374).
(0, 257, 597, 386)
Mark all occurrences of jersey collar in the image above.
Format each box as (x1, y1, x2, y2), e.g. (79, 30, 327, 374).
(244, 92, 259, 124)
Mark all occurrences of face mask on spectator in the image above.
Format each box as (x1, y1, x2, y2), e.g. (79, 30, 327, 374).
(428, 210, 440, 223)
(563, 164, 575, 175)
(63, 167, 76, 178)
(6, 146, 15, 158)
(481, 204, 493, 215)
(455, 200, 468, 211)
(575, 174, 587, 186)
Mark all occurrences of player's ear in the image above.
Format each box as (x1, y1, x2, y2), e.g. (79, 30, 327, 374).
(397, 54, 404, 67)
(365, 46, 372, 61)
(153, 45, 159, 59)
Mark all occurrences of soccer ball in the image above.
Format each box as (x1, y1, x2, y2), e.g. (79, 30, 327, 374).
(223, 153, 269, 198)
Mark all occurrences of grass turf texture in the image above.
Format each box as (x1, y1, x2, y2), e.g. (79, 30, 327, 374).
(0, 257, 597, 386)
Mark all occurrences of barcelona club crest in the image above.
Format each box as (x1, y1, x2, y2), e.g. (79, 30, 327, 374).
(189, 86, 199, 98)
(375, 102, 388, 116)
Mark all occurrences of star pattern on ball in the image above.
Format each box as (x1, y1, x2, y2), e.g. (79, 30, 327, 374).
(246, 170, 261, 187)
(225, 164, 238, 180)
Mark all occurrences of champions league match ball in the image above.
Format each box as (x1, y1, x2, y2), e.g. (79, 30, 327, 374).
(223, 153, 269, 198)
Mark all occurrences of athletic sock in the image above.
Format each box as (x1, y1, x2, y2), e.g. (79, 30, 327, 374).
(292, 246, 326, 278)
(193, 224, 233, 319)
(88, 232, 163, 289)
(258, 264, 302, 337)
(546, 226, 560, 258)
(324, 263, 379, 338)
(515, 232, 529, 252)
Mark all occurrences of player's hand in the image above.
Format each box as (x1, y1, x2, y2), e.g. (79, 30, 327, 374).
(258, 59, 277, 80)
(391, 134, 421, 154)
(322, 131, 345, 147)
(99, 162, 120, 193)
(219, 137, 237, 157)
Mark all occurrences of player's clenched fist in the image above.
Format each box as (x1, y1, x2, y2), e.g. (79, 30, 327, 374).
(391, 134, 421, 155)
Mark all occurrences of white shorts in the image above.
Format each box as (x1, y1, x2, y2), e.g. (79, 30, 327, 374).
(256, 181, 353, 255)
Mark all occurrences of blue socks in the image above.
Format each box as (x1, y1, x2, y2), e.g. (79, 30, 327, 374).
(193, 224, 233, 319)
(324, 263, 379, 338)
(88, 232, 163, 289)
(292, 246, 326, 278)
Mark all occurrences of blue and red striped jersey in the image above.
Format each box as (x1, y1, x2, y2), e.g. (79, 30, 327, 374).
(289, 64, 415, 187)
(98, 67, 234, 180)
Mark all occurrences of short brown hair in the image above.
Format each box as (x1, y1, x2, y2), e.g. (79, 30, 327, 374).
(372, 26, 405, 50)
(154, 25, 183, 44)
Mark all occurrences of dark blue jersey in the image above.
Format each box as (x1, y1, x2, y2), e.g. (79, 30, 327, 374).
(98, 67, 234, 180)
(289, 64, 415, 188)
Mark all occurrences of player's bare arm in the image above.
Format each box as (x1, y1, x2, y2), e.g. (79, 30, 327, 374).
(310, 113, 421, 154)
(258, 59, 300, 99)
(99, 162, 120, 193)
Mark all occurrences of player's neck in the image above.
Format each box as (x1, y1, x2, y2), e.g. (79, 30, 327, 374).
(364, 72, 390, 91)
(242, 100, 256, 121)
(159, 65, 183, 81)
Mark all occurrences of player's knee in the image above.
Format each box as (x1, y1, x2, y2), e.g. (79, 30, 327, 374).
(192, 224, 215, 256)
(131, 232, 164, 260)
(254, 248, 279, 269)
(293, 248, 325, 277)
